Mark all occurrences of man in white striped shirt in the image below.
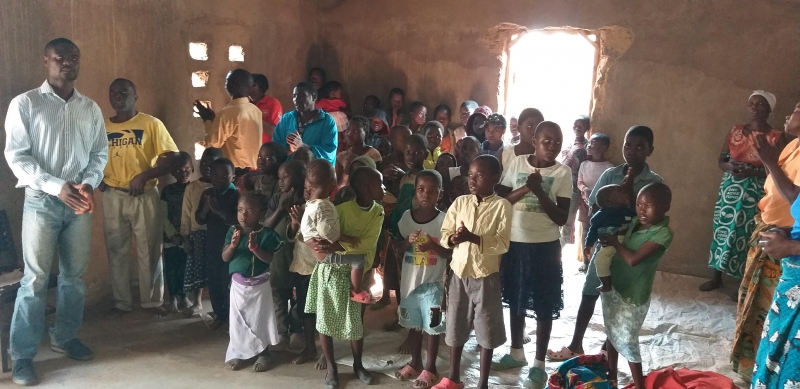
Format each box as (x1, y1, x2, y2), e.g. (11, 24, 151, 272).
(4, 37, 107, 386)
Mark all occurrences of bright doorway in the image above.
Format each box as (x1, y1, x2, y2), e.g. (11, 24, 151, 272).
(503, 29, 598, 149)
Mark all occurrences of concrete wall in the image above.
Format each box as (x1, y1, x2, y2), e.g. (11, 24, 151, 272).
(0, 0, 314, 303)
(306, 0, 800, 277)
(1, 0, 800, 302)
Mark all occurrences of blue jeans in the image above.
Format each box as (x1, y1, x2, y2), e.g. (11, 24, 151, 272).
(9, 189, 92, 360)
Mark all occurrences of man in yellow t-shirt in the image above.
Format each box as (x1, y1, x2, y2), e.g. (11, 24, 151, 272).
(100, 78, 181, 317)
(195, 68, 262, 170)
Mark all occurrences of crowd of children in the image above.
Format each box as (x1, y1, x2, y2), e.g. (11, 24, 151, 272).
(18, 38, 800, 389)
(151, 69, 676, 389)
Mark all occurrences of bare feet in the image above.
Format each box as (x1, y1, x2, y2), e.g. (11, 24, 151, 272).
(253, 354, 271, 372)
(324, 370, 339, 389)
(226, 359, 244, 370)
(315, 355, 327, 370)
(182, 296, 193, 309)
(292, 347, 317, 365)
(523, 335, 532, 345)
(169, 297, 180, 313)
(699, 279, 723, 292)
(182, 304, 202, 318)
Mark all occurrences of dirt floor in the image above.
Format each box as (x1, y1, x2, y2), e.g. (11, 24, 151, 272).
(0, 244, 747, 388)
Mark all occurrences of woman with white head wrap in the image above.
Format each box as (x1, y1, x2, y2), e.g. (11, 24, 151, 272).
(701, 91, 784, 290)
(702, 90, 790, 380)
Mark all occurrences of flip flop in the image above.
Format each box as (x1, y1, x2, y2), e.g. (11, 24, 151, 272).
(490, 353, 527, 371)
(394, 364, 420, 381)
(431, 377, 464, 389)
(546, 346, 583, 361)
(413, 370, 439, 389)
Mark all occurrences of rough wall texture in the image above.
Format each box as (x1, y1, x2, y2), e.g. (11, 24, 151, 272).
(1, 0, 799, 302)
(306, 0, 800, 277)
(0, 0, 314, 302)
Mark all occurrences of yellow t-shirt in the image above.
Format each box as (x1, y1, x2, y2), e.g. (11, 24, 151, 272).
(103, 113, 178, 189)
(423, 146, 442, 169)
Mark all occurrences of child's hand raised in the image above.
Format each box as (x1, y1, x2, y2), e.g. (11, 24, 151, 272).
(525, 169, 544, 195)
(416, 233, 438, 252)
(289, 205, 302, 226)
(452, 221, 479, 245)
(230, 228, 242, 246)
(383, 165, 404, 180)
(408, 229, 422, 244)
(620, 167, 635, 191)
(205, 194, 221, 213)
(278, 189, 296, 211)
(248, 231, 258, 252)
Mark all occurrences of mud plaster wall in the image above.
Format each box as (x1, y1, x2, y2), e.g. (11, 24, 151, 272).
(2, 0, 800, 303)
(0, 0, 314, 303)
(307, 0, 800, 278)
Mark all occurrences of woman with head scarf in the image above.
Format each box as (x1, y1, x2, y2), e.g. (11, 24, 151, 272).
(701, 91, 784, 292)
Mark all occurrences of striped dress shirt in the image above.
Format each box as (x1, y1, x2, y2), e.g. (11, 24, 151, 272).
(4, 80, 108, 196)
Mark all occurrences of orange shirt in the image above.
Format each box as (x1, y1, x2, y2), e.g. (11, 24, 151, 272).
(203, 97, 262, 169)
(255, 95, 282, 143)
(440, 133, 453, 154)
(759, 138, 800, 227)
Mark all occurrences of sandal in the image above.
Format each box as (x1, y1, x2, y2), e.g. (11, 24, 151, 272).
(413, 370, 439, 389)
(394, 364, 420, 381)
(546, 346, 583, 361)
(490, 353, 527, 371)
(431, 377, 464, 389)
(350, 290, 372, 304)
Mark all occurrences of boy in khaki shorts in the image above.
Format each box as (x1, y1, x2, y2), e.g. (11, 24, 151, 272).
(435, 155, 512, 389)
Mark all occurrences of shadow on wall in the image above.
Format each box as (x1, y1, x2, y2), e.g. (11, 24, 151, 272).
(365, 56, 408, 108)
(305, 40, 341, 87)
(469, 81, 492, 109)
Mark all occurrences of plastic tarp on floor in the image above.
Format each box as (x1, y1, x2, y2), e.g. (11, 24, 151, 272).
(336, 245, 748, 388)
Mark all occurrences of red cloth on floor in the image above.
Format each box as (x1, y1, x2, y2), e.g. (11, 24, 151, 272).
(621, 367, 736, 389)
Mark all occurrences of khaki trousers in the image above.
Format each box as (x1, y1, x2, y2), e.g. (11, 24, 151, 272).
(103, 187, 164, 310)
